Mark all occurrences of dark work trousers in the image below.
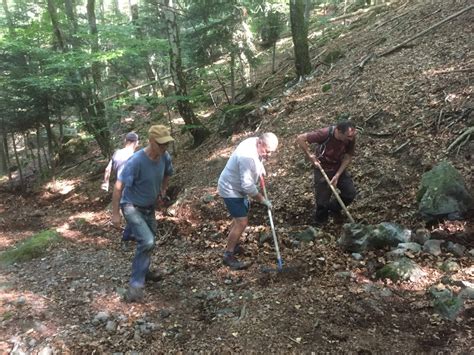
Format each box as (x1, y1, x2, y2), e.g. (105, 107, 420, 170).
(313, 169, 356, 223)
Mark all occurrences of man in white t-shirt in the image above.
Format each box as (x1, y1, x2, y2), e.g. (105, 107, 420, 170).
(218, 133, 278, 270)
(102, 132, 139, 245)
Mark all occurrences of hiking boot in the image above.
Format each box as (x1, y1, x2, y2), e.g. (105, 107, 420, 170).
(314, 217, 328, 227)
(233, 244, 246, 256)
(124, 286, 144, 303)
(223, 253, 250, 270)
(145, 270, 163, 283)
(330, 210, 345, 224)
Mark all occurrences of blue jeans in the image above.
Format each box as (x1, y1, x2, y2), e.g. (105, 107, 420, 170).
(122, 224, 135, 241)
(121, 204, 156, 288)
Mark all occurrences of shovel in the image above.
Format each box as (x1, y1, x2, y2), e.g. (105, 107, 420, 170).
(259, 175, 284, 272)
(315, 164, 355, 223)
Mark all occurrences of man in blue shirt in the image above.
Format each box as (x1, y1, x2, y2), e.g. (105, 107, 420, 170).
(112, 125, 174, 302)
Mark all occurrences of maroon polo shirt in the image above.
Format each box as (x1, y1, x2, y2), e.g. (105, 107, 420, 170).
(306, 126, 356, 171)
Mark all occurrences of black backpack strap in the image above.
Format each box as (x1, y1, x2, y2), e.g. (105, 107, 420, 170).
(317, 126, 334, 158)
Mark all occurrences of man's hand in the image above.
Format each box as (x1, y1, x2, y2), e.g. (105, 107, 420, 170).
(311, 156, 321, 168)
(262, 199, 272, 210)
(330, 174, 340, 187)
(111, 213, 121, 228)
(157, 194, 171, 208)
(101, 182, 109, 191)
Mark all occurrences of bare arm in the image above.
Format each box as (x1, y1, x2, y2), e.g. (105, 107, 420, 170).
(160, 175, 170, 197)
(296, 133, 320, 167)
(103, 160, 113, 183)
(111, 180, 124, 227)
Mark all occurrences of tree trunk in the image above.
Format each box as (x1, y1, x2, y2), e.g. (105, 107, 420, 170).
(11, 132, 24, 189)
(160, 0, 209, 146)
(2, 132, 12, 181)
(272, 42, 276, 74)
(35, 126, 43, 176)
(230, 52, 236, 103)
(290, 0, 311, 78)
(0, 133, 7, 175)
(50, 0, 112, 157)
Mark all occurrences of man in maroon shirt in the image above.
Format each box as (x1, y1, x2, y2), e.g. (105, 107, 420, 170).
(296, 120, 357, 226)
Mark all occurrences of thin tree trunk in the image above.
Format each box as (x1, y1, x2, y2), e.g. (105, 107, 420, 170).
(160, 0, 209, 146)
(0, 133, 7, 175)
(272, 42, 276, 74)
(36, 126, 43, 176)
(11, 132, 24, 188)
(2, 132, 12, 181)
(230, 53, 235, 103)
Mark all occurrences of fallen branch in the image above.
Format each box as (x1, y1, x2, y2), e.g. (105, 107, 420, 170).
(373, 9, 410, 30)
(330, 4, 388, 22)
(345, 76, 360, 95)
(391, 140, 410, 154)
(311, 48, 328, 63)
(380, 5, 474, 56)
(447, 126, 474, 152)
(353, 53, 373, 71)
(433, 67, 474, 75)
(364, 109, 382, 123)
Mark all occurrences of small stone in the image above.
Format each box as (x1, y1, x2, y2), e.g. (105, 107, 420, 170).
(105, 321, 117, 332)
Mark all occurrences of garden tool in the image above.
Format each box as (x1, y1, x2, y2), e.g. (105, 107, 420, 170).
(315, 164, 355, 223)
(259, 175, 284, 272)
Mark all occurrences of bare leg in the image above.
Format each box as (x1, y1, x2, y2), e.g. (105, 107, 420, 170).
(225, 217, 248, 252)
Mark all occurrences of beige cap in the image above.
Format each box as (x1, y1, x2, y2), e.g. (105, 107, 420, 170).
(148, 125, 174, 144)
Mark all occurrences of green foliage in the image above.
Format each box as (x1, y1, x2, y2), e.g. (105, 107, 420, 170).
(217, 103, 257, 137)
(321, 83, 332, 92)
(0, 230, 62, 265)
(260, 11, 284, 49)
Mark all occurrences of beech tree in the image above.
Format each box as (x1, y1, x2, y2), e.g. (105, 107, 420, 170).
(290, 0, 311, 78)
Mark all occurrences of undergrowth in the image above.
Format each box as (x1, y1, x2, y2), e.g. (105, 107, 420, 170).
(0, 229, 62, 265)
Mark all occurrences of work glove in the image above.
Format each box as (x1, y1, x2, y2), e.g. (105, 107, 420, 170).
(101, 182, 109, 192)
(262, 199, 272, 210)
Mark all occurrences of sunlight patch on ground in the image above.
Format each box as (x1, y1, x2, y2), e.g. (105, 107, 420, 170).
(56, 221, 111, 246)
(0, 231, 37, 250)
(171, 116, 185, 125)
(204, 147, 233, 163)
(45, 179, 80, 195)
(91, 293, 168, 318)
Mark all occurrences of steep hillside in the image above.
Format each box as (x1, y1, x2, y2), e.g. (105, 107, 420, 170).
(175, 0, 472, 230)
(0, 1, 472, 353)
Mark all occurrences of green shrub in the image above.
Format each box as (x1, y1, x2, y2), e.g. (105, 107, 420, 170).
(0, 230, 62, 265)
(321, 83, 332, 92)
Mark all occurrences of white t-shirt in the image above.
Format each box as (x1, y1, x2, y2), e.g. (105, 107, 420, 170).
(218, 137, 265, 198)
(112, 147, 135, 177)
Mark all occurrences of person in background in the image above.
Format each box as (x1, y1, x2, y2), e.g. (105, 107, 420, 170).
(112, 125, 174, 302)
(218, 133, 278, 270)
(296, 120, 357, 226)
(102, 132, 139, 247)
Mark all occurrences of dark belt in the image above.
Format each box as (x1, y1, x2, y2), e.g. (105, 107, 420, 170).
(122, 203, 155, 211)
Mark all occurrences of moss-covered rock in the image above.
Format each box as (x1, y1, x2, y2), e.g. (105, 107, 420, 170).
(417, 161, 473, 221)
(0, 230, 62, 265)
(376, 257, 425, 282)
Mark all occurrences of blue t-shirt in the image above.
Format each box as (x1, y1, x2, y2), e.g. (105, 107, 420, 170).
(118, 149, 173, 207)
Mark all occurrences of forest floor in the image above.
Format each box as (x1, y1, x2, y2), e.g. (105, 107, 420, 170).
(1, 1, 473, 353)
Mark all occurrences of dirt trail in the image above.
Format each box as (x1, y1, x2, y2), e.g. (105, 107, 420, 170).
(1, 1, 473, 353)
